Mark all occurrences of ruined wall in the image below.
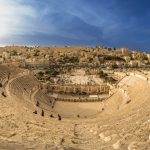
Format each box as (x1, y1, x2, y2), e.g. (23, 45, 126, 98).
(48, 84, 110, 94)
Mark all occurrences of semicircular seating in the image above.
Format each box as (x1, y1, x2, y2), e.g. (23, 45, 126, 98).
(0, 66, 10, 86)
(8, 75, 41, 99)
(33, 90, 55, 111)
(7, 72, 55, 114)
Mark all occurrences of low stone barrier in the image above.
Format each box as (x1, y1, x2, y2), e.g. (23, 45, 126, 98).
(53, 95, 109, 102)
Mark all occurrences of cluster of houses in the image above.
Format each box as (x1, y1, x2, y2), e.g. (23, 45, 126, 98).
(0, 46, 149, 68)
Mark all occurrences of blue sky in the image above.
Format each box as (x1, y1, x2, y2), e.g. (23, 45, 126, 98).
(0, 0, 150, 52)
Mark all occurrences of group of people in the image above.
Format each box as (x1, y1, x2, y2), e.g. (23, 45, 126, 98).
(33, 100, 62, 120)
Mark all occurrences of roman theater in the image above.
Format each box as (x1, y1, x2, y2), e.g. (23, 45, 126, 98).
(0, 46, 150, 150)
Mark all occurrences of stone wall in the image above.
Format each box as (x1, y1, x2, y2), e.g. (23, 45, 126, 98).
(48, 84, 110, 95)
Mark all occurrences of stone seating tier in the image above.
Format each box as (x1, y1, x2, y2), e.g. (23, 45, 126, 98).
(9, 75, 40, 98)
(34, 90, 55, 111)
(0, 72, 9, 85)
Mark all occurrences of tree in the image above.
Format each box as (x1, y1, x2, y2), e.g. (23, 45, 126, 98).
(38, 71, 44, 77)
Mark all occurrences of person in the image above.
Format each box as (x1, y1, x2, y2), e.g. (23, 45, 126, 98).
(50, 114, 54, 118)
(2, 92, 6, 97)
(8, 73, 10, 80)
(58, 114, 61, 120)
(36, 101, 39, 107)
(41, 110, 44, 116)
(33, 110, 37, 114)
(0, 83, 2, 87)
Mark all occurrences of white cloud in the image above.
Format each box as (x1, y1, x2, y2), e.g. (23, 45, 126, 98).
(0, 0, 62, 41)
(0, 0, 37, 37)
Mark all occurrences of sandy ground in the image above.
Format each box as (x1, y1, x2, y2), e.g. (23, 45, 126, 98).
(0, 74, 150, 149)
(54, 101, 104, 118)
